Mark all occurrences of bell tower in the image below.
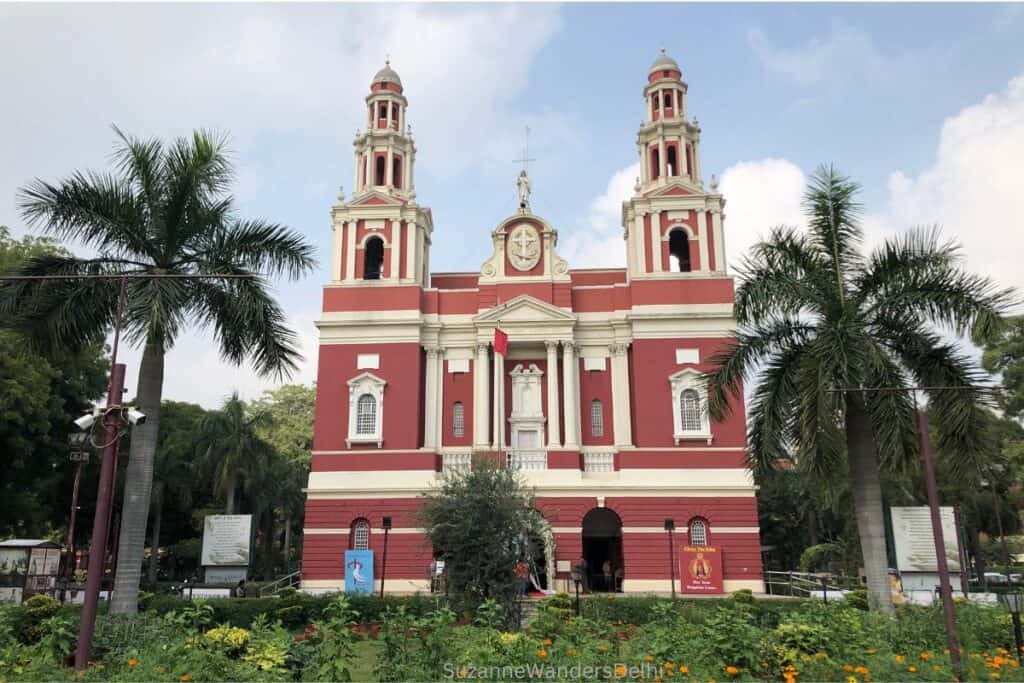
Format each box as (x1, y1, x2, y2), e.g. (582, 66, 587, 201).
(329, 61, 433, 286)
(622, 50, 727, 279)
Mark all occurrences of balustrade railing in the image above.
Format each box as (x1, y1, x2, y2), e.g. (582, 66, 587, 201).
(506, 450, 548, 471)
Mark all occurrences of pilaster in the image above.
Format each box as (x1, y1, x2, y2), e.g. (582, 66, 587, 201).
(423, 346, 440, 449)
(610, 343, 633, 448)
(562, 341, 580, 449)
(473, 343, 490, 448)
(545, 341, 562, 449)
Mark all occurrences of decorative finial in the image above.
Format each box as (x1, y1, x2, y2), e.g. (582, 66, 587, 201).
(693, 116, 700, 129)
(385, 53, 390, 66)
(710, 174, 719, 192)
(517, 169, 531, 212)
(660, 46, 667, 55)
(634, 177, 642, 194)
(337, 185, 345, 202)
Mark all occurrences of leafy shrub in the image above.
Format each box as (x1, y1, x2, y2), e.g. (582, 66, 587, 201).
(732, 588, 756, 604)
(845, 589, 869, 610)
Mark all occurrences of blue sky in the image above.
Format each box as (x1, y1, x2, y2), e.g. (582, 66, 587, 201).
(2, 3, 1023, 406)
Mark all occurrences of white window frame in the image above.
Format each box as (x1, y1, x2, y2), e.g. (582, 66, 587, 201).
(668, 368, 712, 445)
(688, 518, 708, 546)
(452, 401, 465, 438)
(590, 399, 604, 437)
(347, 372, 387, 447)
(352, 519, 370, 550)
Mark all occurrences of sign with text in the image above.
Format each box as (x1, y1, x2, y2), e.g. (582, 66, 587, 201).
(344, 550, 375, 593)
(200, 515, 252, 567)
(891, 507, 961, 573)
(679, 545, 723, 594)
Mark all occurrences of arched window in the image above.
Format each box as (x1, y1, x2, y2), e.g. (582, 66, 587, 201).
(590, 400, 604, 437)
(667, 146, 678, 177)
(363, 237, 384, 280)
(378, 103, 387, 121)
(356, 394, 377, 435)
(669, 230, 691, 272)
(651, 147, 660, 179)
(375, 156, 386, 185)
(352, 518, 370, 550)
(392, 156, 402, 188)
(663, 92, 672, 109)
(679, 389, 701, 433)
(688, 518, 708, 546)
(452, 401, 465, 438)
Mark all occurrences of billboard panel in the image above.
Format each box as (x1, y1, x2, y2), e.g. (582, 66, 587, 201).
(344, 550, 374, 593)
(200, 515, 253, 566)
(891, 506, 961, 573)
(679, 545, 724, 594)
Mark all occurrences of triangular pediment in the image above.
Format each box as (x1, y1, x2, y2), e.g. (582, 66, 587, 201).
(474, 295, 576, 324)
(645, 182, 697, 198)
(347, 191, 405, 207)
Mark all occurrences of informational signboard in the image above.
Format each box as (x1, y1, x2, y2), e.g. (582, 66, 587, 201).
(344, 550, 374, 594)
(200, 515, 253, 567)
(0, 549, 28, 587)
(679, 545, 723, 594)
(28, 548, 60, 577)
(891, 507, 961, 573)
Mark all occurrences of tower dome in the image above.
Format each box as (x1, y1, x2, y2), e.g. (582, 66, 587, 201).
(372, 60, 403, 91)
(648, 48, 681, 83)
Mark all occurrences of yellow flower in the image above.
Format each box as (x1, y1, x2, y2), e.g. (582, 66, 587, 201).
(127, 658, 138, 668)
(542, 638, 552, 646)
(726, 666, 739, 676)
(615, 664, 627, 676)
(895, 656, 906, 664)
(665, 662, 676, 669)
(933, 665, 942, 672)
(920, 652, 932, 661)
(907, 666, 917, 673)
(181, 676, 191, 682)
(680, 665, 690, 675)
(458, 667, 467, 678)
(567, 648, 578, 656)
(847, 677, 857, 683)
(991, 674, 1001, 680)
(815, 652, 827, 660)
(647, 656, 655, 663)
(865, 649, 877, 655)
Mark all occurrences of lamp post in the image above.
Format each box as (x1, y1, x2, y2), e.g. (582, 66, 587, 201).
(66, 433, 91, 584)
(998, 591, 1024, 664)
(571, 567, 582, 617)
(664, 519, 676, 600)
(380, 516, 392, 598)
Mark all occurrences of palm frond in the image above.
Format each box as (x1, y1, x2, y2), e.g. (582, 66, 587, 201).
(745, 342, 804, 474)
(734, 226, 833, 323)
(802, 164, 864, 294)
(186, 219, 318, 280)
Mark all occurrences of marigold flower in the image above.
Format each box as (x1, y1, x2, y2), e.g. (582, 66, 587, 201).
(920, 652, 932, 661)
(865, 649, 877, 655)
(458, 667, 468, 678)
(991, 674, 1001, 680)
(815, 652, 827, 660)
(847, 677, 857, 683)
(542, 638, 552, 646)
(181, 676, 191, 682)
(854, 666, 869, 675)
(615, 664, 627, 676)
(934, 665, 942, 672)
(843, 665, 853, 672)
(647, 656, 655, 663)
(726, 666, 739, 676)
(907, 666, 917, 673)
(567, 648, 578, 656)
(895, 656, 906, 664)
(995, 656, 1006, 666)
(679, 665, 689, 674)
(538, 649, 547, 658)
(128, 658, 138, 667)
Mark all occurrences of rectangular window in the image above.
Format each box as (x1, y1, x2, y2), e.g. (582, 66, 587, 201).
(453, 402, 465, 438)
(591, 400, 604, 437)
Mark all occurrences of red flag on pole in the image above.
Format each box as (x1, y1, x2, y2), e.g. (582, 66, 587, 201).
(494, 328, 508, 356)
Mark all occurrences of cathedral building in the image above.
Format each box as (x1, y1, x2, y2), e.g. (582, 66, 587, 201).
(301, 51, 764, 594)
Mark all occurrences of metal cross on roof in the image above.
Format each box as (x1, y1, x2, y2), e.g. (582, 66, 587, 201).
(512, 125, 536, 175)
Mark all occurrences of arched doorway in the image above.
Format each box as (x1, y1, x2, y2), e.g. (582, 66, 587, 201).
(519, 512, 555, 593)
(582, 508, 623, 593)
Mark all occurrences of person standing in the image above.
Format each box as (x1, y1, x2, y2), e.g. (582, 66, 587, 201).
(515, 560, 529, 597)
(602, 560, 612, 592)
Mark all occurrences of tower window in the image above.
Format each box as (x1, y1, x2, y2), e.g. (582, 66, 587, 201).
(679, 389, 701, 432)
(688, 518, 708, 546)
(379, 103, 387, 120)
(651, 147, 660, 180)
(356, 394, 378, 434)
(453, 401, 465, 438)
(663, 92, 672, 109)
(375, 156, 386, 185)
(363, 236, 384, 280)
(351, 518, 370, 550)
(669, 230, 691, 272)
(667, 146, 678, 177)
(590, 400, 604, 438)
(392, 156, 402, 188)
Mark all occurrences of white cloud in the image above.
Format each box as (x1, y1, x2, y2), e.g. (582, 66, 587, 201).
(560, 163, 638, 268)
(718, 159, 807, 272)
(874, 74, 1024, 303)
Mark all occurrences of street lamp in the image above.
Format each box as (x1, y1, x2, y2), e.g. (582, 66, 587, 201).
(379, 516, 392, 598)
(66, 433, 91, 582)
(998, 590, 1024, 663)
(664, 519, 676, 600)
(571, 566, 582, 616)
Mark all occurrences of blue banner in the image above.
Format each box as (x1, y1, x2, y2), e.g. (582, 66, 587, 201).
(344, 550, 374, 593)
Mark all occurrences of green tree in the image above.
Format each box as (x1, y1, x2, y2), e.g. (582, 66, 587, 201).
(705, 166, 1013, 613)
(419, 459, 539, 620)
(978, 316, 1024, 418)
(1, 128, 316, 614)
(147, 400, 207, 583)
(251, 383, 315, 464)
(199, 392, 276, 515)
(0, 227, 107, 538)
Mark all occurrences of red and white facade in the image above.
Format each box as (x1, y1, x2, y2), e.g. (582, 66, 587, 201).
(302, 52, 764, 594)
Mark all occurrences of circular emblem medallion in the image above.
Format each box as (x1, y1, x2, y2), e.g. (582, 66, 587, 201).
(508, 224, 541, 272)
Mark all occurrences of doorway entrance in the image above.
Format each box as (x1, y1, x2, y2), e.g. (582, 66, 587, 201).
(582, 508, 623, 593)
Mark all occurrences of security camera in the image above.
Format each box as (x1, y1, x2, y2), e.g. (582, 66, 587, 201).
(74, 413, 96, 431)
(126, 408, 147, 426)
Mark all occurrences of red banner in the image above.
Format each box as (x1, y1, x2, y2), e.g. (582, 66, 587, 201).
(679, 545, 723, 594)
(493, 328, 508, 356)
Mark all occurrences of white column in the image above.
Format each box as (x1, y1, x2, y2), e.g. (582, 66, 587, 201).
(473, 343, 490, 448)
(409, 152, 415, 191)
(385, 144, 393, 186)
(345, 221, 356, 281)
(610, 343, 633, 447)
(492, 348, 504, 450)
(650, 210, 662, 272)
(389, 221, 402, 281)
(331, 220, 343, 282)
(423, 346, 440, 450)
(353, 148, 360, 194)
(658, 138, 667, 181)
(712, 210, 726, 273)
(695, 209, 709, 272)
(434, 347, 445, 448)
(693, 140, 701, 185)
(545, 341, 561, 449)
(561, 341, 580, 449)
(634, 213, 647, 275)
(405, 220, 417, 284)
(647, 94, 653, 121)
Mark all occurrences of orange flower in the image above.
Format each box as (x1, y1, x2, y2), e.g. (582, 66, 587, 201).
(538, 649, 547, 658)
(843, 665, 853, 672)
(647, 656, 655, 663)
(895, 656, 906, 664)
(994, 656, 1007, 666)
(567, 648, 578, 656)
(865, 649, 877, 655)
(854, 666, 869, 675)
(726, 666, 739, 676)
(679, 665, 690, 675)
(542, 638, 552, 646)
(181, 676, 191, 682)
(458, 667, 468, 678)
(920, 652, 932, 661)
(907, 666, 917, 673)
(127, 658, 138, 668)
(933, 665, 942, 672)
(615, 665, 627, 676)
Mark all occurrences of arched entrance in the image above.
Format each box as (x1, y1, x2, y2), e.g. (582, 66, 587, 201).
(517, 511, 555, 594)
(582, 508, 623, 593)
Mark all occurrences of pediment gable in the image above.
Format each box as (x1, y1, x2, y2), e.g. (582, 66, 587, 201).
(474, 294, 576, 324)
(347, 191, 405, 207)
(645, 182, 697, 198)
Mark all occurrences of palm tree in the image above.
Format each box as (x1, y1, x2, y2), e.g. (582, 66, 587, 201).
(2, 127, 316, 613)
(705, 165, 1014, 613)
(199, 392, 276, 515)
